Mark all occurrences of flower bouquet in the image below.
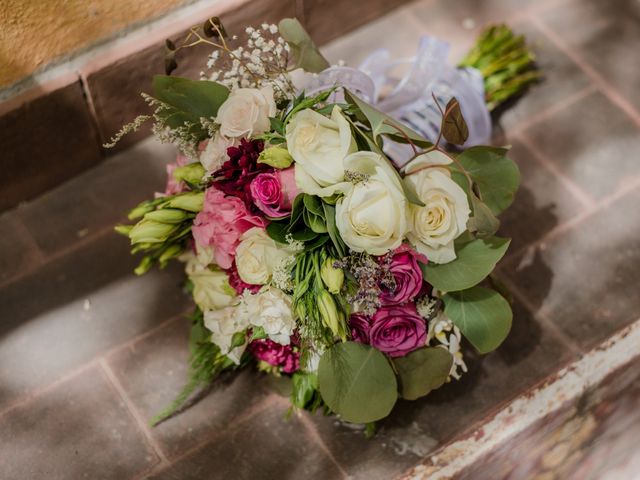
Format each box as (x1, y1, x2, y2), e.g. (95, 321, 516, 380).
(112, 18, 536, 428)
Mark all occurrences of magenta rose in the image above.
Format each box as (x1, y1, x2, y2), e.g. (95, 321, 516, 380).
(379, 245, 427, 305)
(249, 339, 299, 374)
(249, 167, 299, 218)
(369, 304, 426, 357)
(349, 313, 372, 344)
(192, 187, 265, 269)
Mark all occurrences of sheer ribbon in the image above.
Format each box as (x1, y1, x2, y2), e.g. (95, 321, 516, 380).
(302, 36, 491, 166)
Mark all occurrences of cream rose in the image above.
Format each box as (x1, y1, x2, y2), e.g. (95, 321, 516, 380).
(185, 257, 237, 311)
(245, 287, 295, 345)
(403, 151, 471, 264)
(216, 86, 276, 138)
(204, 305, 249, 364)
(235, 227, 293, 285)
(335, 151, 408, 255)
(200, 132, 236, 173)
(286, 106, 355, 196)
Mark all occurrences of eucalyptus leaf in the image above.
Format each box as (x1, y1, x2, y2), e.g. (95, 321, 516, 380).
(318, 342, 397, 423)
(422, 236, 511, 292)
(393, 347, 453, 400)
(468, 193, 500, 237)
(278, 18, 330, 73)
(152, 75, 229, 139)
(456, 146, 520, 215)
(344, 90, 432, 147)
(443, 286, 512, 353)
(442, 97, 469, 145)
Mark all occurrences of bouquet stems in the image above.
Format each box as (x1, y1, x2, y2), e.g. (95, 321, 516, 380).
(459, 24, 541, 111)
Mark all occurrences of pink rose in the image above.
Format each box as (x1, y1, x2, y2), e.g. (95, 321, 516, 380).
(349, 313, 371, 344)
(249, 338, 299, 374)
(249, 167, 299, 218)
(379, 245, 427, 305)
(370, 304, 426, 357)
(192, 187, 265, 269)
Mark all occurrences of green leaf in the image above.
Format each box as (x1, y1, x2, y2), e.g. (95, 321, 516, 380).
(422, 236, 511, 292)
(250, 326, 267, 341)
(443, 286, 512, 353)
(344, 90, 432, 148)
(278, 18, 330, 73)
(393, 347, 453, 400)
(152, 76, 229, 139)
(442, 97, 469, 145)
(266, 221, 289, 244)
(456, 146, 520, 215)
(291, 227, 318, 242)
(468, 193, 500, 237)
(291, 372, 319, 409)
(269, 117, 285, 135)
(303, 194, 325, 217)
(318, 342, 397, 423)
(322, 202, 346, 258)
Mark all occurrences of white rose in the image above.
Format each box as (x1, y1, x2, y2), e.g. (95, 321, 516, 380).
(235, 228, 293, 285)
(216, 86, 276, 138)
(245, 287, 295, 345)
(335, 151, 408, 255)
(185, 258, 237, 311)
(200, 132, 236, 173)
(403, 151, 471, 264)
(286, 106, 355, 196)
(204, 305, 249, 364)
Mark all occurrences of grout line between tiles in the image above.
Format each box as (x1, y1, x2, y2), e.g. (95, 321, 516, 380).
(506, 84, 598, 136)
(0, 311, 189, 422)
(0, 360, 98, 419)
(0, 222, 121, 290)
(99, 358, 171, 469)
(138, 394, 281, 479)
(493, 270, 583, 358)
(514, 130, 596, 210)
(529, 15, 640, 130)
(289, 400, 350, 479)
(503, 172, 640, 266)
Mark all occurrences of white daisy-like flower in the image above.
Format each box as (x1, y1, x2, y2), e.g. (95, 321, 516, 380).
(428, 312, 468, 380)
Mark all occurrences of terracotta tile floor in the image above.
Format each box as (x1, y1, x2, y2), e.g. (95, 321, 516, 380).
(1, 0, 640, 478)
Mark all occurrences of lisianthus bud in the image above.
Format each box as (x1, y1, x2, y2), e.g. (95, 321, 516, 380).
(129, 219, 177, 244)
(114, 224, 133, 236)
(134, 256, 154, 275)
(128, 202, 155, 220)
(317, 290, 341, 337)
(158, 244, 183, 266)
(320, 257, 344, 294)
(144, 208, 189, 224)
(258, 146, 293, 169)
(173, 163, 206, 185)
(167, 192, 205, 212)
